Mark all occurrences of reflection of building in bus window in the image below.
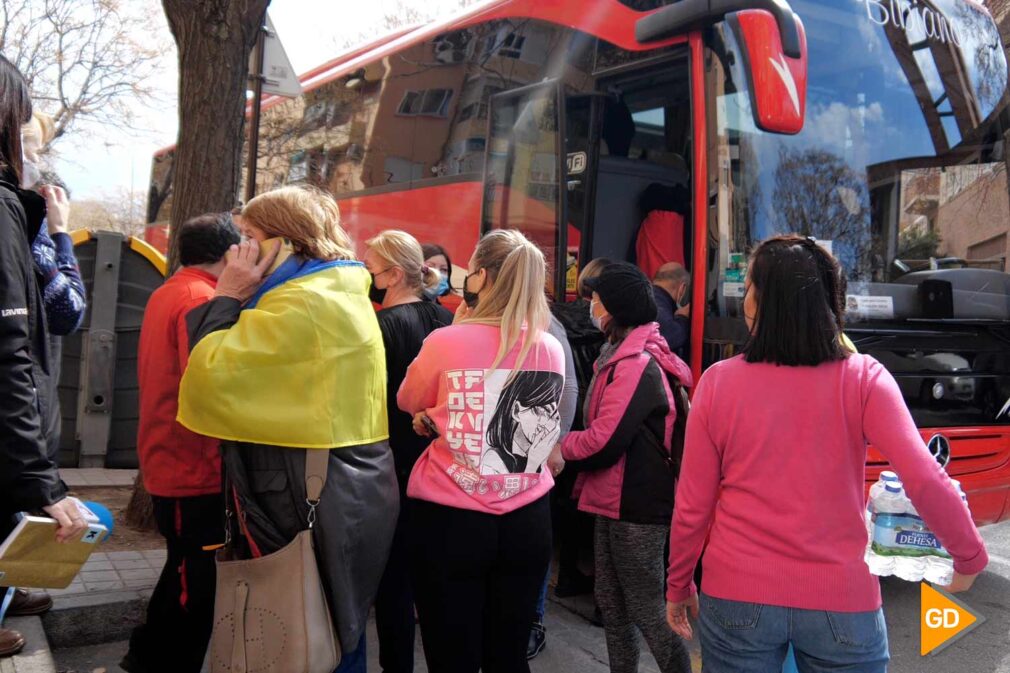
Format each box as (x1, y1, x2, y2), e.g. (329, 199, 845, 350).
(329, 159, 364, 194)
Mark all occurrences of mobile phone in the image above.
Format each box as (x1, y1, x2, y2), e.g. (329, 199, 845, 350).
(421, 415, 440, 437)
(258, 237, 294, 274)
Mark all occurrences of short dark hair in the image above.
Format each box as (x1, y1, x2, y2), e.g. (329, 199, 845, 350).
(743, 235, 847, 366)
(0, 56, 32, 186)
(178, 212, 241, 267)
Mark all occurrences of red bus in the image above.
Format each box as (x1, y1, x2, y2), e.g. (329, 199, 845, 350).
(148, 0, 1010, 523)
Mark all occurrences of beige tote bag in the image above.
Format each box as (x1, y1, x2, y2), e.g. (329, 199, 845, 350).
(209, 450, 340, 673)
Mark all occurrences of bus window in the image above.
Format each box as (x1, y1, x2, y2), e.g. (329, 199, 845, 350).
(482, 81, 567, 299)
(705, 0, 1010, 432)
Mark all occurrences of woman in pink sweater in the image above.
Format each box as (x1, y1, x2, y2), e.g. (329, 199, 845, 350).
(665, 235, 988, 672)
(397, 229, 565, 673)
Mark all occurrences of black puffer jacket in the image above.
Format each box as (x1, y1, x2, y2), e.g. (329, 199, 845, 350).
(0, 179, 65, 516)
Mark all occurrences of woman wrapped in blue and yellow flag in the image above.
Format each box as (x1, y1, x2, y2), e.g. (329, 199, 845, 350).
(177, 186, 398, 666)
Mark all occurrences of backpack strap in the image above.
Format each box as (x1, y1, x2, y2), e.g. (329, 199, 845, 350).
(641, 356, 690, 478)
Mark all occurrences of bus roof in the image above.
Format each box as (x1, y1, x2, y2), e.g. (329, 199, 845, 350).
(153, 0, 684, 158)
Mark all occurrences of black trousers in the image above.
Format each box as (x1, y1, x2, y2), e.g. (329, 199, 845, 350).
(409, 495, 551, 673)
(126, 493, 223, 673)
(374, 495, 415, 673)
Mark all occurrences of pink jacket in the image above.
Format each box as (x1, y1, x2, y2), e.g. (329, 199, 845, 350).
(397, 323, 565, 515)
(561, 323, 692, 524)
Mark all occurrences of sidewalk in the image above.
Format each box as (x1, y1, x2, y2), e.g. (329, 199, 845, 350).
(59, 469, 137, 488)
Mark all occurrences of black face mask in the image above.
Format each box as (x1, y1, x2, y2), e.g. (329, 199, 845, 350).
(462, 271, 482, 309)
(369, 274, 387, 305)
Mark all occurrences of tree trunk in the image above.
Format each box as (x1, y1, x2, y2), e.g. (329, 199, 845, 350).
(124, 471, 156, 531)
(160, 0, 271, 272)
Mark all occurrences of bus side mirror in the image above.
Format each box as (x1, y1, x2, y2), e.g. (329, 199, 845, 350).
(727, 9, 807, 135)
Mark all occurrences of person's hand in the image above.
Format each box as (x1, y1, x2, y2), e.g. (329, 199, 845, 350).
(943, 572, 979, 593)
(214, 239, 279, 302)
(43, 498, 89, 543)
(412, 412, 436, 438)
(547, 442, 565, 478)
(453, 300, 471, 324)
(675, 303, 690, 318)
(666, 595, 699, 640)
(526, 414, 561, 471)
(39, 185, 70, 234)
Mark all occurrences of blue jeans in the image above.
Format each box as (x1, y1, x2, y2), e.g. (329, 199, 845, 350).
(535, 563, 550, 622)
(698, 594, 889, 673)
(333, 633, 367, 673)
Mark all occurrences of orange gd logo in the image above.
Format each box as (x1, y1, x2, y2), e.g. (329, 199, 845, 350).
(920, 583, 984, 656)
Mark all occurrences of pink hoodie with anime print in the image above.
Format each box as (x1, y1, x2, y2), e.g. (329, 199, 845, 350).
(397, 323, 565, 514)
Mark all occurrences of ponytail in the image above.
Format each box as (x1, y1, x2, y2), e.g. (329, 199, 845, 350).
(461, 230, 550, 376)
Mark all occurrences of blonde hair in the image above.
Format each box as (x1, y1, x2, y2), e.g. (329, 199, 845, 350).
(461, 229, 550, 374)
(22, 111, 55, 147)
(365, 230, 441, 294)
(242, 186, 355, 261)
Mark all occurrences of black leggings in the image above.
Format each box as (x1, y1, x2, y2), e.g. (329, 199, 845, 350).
(409, 495, 552, 673)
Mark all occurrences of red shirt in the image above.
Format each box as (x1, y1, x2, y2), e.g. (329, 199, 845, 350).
(137, 267, 221, 497)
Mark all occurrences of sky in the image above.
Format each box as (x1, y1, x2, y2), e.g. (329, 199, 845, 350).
(51, 0, 473, 203)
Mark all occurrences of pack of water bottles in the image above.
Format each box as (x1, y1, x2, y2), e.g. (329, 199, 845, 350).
(864, 471, 968, 585)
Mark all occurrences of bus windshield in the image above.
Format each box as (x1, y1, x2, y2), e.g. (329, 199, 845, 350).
(711, 0, 1010, 326)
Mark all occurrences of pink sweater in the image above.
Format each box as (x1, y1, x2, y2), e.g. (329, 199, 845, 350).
(667, 353, 988, 612)
(397, 323, 565, 514)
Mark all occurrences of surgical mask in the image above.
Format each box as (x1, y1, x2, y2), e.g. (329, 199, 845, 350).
(590, 299, 606, 332)
(463, 271, 482, 309)
(434, 272, 450, 296)
(369, 273, 387, 305)
(20, 138, 40, 189)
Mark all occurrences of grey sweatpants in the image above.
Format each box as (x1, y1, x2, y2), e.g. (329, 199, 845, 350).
(594, 517, 691, 673)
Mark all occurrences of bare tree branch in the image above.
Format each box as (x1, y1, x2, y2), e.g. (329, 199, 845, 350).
(0, 0, 169, 154)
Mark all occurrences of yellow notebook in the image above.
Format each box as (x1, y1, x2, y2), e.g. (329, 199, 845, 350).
(0, 515, 106, 589)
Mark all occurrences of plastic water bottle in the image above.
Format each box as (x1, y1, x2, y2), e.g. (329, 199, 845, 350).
(865, 471, 900, 528)
(866, 481, 907, 577)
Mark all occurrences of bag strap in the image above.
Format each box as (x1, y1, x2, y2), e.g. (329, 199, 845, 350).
(304, 450, 330, 529)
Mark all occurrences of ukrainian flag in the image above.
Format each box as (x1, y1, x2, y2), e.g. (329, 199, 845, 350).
(177, 260, 388, 449)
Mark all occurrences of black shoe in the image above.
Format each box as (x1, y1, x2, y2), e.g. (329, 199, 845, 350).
(554, 571, 594, 598)
(527, 620, 546, 660)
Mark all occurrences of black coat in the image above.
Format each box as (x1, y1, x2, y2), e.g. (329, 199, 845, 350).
(0, 180, 65, 516)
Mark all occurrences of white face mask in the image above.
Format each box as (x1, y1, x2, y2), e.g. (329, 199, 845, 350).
(590, 299, 607, 332)
(20, 136, 41, 189)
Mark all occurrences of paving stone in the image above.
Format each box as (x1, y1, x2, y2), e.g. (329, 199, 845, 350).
(111, 559, 151, 571)
(79, 570, 118, 583)
(82, 560, 113, 572)
(106, 551, 143, 561)
(118, 569, 157, 581)
(83, 580, 125, 592)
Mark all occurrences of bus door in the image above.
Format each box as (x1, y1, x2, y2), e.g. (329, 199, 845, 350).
(482, 80, 569, 301)
(590, 54, 694, 278)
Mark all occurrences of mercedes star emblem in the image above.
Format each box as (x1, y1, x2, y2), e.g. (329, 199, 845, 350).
(927, 434, 952, 468)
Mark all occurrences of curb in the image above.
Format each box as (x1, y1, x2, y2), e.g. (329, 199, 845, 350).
(1, 616, 56, 673)
(43, 589, 149, 650)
